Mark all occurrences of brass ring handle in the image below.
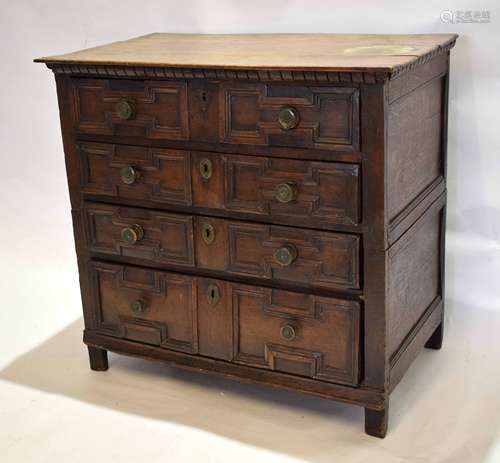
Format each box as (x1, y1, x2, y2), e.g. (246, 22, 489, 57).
(201, 223, 216, 244)
(199, 158, 213, 180)
(121, 224, 144, 245)
(278, 107, 300, 130)
(275, 183, 298, 203)
(206, 284, 221, 306)
(130, 299, 146, 315)
(120, 165, 141, 185)
(280, 323, 297, 341)
(115, 98, 135, 120)
(273, 244, 298, 267)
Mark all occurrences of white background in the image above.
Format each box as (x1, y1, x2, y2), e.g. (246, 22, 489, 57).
(1, 1, 499, 462)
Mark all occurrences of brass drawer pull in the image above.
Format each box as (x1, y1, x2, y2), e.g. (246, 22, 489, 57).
(130, 299, 146, 315)
(115, 98, 135, 120)
(202, 223, 216, 244)
(206, 284, 221, 306)
(120, 165, 140, 185)
(275, 183, 298, 203)
(280, 323, 297, 341)
(199, 158, 213, 180)
(121, 224, 144, 244)
(273, 244, 298, 267)
(278, 107, 299, 130)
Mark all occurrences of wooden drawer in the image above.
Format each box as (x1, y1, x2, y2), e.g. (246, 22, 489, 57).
(78, 142, 361, 229)
(231, 281, 361, 385)
(89, 261, 198, 353)
(71, 78, 189, 140)
(83, 202, 360, 291)
(220, 82, 360, 152)
(89, 261, 361, 385)
(70, 78, 359, 152)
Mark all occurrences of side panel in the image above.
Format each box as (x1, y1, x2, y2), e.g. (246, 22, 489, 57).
(386, 53, 449, 245)
(387, 197, 445, 359)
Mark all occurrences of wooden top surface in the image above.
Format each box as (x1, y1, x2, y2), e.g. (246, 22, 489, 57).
(35, 33, 457, 72)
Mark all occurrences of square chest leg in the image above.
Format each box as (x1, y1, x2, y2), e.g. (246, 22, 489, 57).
(88, 346, 108, 371)
(365, 403, 389, 438)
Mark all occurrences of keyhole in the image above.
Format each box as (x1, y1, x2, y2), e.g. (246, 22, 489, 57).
(199, 159, 212, 180)
(201, 91, 207, 102)
(206, 284, 220, 306)
(201, 223, 215, 244)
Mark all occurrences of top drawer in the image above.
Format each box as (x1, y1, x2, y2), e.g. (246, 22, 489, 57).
(70, 78, 360, 152)
(72, 78, 189, 140)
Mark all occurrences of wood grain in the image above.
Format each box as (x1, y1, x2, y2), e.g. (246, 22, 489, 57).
(40, 33, 456, 437)
(35, 33, 457, 73)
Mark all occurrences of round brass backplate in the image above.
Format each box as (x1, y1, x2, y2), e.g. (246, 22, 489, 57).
(275, 183, 298, 203)
(120, 165, 140, 185)
(131, 299, 145, 315)
(278, 107, 299, 130)
(121, 224, 144, 244)
(115, 98, 135, 120)
(273, 244, 298, 267)
(280, 323, 297, 341)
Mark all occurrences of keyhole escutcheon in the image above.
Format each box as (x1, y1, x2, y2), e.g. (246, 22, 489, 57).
(206, 284, 221, 306)
(201, 223, 215, 244)
(199, 158, 213, 180)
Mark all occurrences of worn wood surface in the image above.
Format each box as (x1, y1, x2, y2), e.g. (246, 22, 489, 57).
(78, 142, 361, 230)
(89, 260, 361, 385)
(39, 34, 456, 438)
(35, 33, 457, 73)
(83, 202, 360, 292)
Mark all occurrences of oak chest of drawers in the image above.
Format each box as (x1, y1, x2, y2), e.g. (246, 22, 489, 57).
(36, 33, 457, 437)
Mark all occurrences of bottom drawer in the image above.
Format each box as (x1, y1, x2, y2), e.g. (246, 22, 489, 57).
(89, 261, 361, 386)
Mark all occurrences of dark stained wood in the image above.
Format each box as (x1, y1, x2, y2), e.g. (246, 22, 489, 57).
(389, 298, 443, 391)
(83, 202, 195, 267)
(365, 405, 389, 438)
(76, 133, 363, 163)
(70, 78, 360, 152)
(38, 33, 456, 437)
(77, 141, 361, 230)
(89, 261, 360, 385)
(83, 202, 360, 292)
(387, 53, 448, 103)
(88, 346, 108, 371)
(231, 282, 360, 385)
(359, 83, 388, 391)
(220, 82, 359, 151)
(387, 75, 445, 221)
(83, 329, 386, 409)
(72, 78, 189, 141)
(425, 322, 444, 350)
(387, 195, 445, 357)
(90, 261, 198, 353)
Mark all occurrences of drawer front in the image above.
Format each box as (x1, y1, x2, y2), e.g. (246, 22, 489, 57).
(231, 283, 360, 385)
(83, 203, 195, 267)
(220, 82, 360, 152)
(83, 203, 360, 291)
(71, 78, 359, 152)
(90, 261, 198, 353)
(71, 78, 189, 140)
(195, 216, 360, 290)
(78, 142, 361, 229)
(89, 261, 360, 385)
